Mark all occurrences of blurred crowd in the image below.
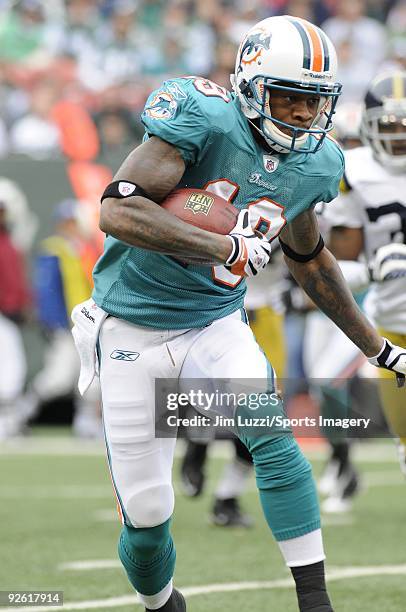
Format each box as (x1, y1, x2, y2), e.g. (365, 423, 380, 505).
(0, 0, 405, 159)
(0, 0, 404, 439)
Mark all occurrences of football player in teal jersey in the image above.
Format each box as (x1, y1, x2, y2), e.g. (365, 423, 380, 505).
(72, 16, 406, 612)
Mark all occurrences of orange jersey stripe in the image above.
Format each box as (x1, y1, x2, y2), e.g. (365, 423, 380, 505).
(303, 22, 324, 72)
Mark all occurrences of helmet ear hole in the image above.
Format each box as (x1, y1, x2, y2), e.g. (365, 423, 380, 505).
(239, 80, 254, 99)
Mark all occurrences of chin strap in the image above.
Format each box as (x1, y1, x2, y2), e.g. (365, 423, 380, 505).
(247, 119, 289, 154)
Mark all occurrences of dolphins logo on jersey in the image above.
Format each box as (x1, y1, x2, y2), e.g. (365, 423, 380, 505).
(144, 91, 178, 120)
(237, 29, 272, 74)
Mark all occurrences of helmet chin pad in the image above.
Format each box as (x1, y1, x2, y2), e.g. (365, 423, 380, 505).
(262, 117, 309, 153)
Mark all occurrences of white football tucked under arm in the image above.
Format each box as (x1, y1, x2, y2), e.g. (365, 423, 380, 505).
(337, 260, 371, 293)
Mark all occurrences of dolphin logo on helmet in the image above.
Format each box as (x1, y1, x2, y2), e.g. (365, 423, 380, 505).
(238, 29, 272, 71)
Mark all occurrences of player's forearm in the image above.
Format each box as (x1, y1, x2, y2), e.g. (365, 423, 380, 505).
(100, 196, 231, 264)
(285, 247, 383, 357)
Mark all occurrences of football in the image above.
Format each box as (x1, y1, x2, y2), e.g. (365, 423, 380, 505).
(161, 188, 238, 234)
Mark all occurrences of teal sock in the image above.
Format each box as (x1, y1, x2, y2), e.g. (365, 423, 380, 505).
(236, 389, 320, 541)
(255, 436, 320, 540)
(118, 520, 176, 596)
(241, 432, 320, 541)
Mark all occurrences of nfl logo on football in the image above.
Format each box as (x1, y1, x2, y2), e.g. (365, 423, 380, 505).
(184, 193, 214, 215)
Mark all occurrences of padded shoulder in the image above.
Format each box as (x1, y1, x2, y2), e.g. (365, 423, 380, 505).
(141, 77, 237, 165)
(343, 146, 389, 189)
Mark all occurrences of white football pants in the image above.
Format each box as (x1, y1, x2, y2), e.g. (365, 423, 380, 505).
(98, 310, 270, 528)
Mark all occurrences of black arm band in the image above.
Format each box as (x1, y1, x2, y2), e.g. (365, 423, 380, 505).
(279, 234, 325, 263)
(101, 180, 150, 204)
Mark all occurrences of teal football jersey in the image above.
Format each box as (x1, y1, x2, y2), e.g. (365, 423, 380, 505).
(93, 77, 344, 329)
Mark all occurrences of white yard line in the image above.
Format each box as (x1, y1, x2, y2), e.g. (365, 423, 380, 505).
(92, 509, 356, 526)
(0, 438, 105, 456)
(0, 466, 402, 503)
(4, 564, 406, 611)
(0, 437, 400, 462)
(60, 560, 121, 570)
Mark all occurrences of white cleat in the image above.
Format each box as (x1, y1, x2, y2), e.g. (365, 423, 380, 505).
(322, 495, 353, 514)
(321, 463, 361, 514)
(318, 458, 340, 496)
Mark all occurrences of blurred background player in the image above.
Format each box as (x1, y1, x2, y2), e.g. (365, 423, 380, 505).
(322, 70, 406, 479)
(181, 435, 255, 527)
(302, 101, 366, 513)
(0, 193, 32, 439)
(28, 198, 102, 438)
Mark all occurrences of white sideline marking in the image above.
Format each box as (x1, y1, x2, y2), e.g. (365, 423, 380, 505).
(0, 485, 111, 499)
(60, 560, 121, 570)
(4, 564, 406, 611)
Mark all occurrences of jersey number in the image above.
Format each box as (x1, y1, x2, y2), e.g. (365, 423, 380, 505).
(366, 202, 406, 245)
(205, 179, 287, 288)
(193, 78, 230, 103)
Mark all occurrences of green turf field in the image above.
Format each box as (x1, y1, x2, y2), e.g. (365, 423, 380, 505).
(1, 430, 406, 611)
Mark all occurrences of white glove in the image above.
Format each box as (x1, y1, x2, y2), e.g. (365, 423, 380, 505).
(370, 243, 406, 282)
(226, 209, 271, 277)
(368, 338, 406, 388)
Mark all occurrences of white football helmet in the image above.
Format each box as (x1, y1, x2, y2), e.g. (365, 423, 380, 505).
(360, 71, 406, 170)
(333, 102, 362, 147)
(231, 15, 341, 154)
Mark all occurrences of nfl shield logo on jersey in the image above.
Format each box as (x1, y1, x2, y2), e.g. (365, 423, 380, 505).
(263, 154, 279, 173)
(185, 192, 214, 215)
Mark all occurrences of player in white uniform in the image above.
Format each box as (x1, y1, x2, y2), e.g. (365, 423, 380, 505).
(303, 103, 366, 513)
(0, 182, 36, 439)
(323, 70, 406, 474)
